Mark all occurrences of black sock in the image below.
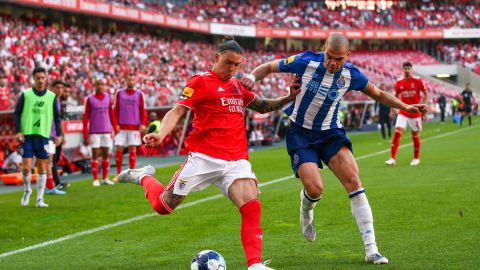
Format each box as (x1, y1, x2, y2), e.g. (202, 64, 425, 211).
(468, 116, 472, 126)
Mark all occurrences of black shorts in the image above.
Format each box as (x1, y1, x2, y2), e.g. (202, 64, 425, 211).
(464, 104, 472, 113)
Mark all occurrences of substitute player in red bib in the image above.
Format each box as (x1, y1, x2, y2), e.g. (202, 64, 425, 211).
(385, 62, 428, 166)
(83, 78, 117, 186)
(116, 36, 300, 270)
(113, 73, 148, 174)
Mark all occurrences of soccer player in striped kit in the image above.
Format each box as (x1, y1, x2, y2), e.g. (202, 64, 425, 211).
(242, 33, 427, 265)
(113, 73, 147, 174)
(14, 67, 63, 207)
(83, 78, 117, 186)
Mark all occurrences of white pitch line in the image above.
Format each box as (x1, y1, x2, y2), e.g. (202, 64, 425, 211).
(0, 126, 475, 259)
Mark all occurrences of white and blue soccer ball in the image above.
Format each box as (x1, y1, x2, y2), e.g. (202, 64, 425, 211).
(190, 250, 226, 270)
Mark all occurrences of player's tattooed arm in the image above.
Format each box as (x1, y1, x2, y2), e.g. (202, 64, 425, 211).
(247, 96, 291, 113)
(247, 76, 301, 113)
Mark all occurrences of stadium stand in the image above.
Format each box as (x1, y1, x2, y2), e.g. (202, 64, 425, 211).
(99, 0, 480, 29)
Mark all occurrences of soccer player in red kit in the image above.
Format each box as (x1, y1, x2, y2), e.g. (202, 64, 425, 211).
(385, 62, 428, 166)
(116, 36, 300, 270)
(113, 73, 148, 174)
(83, 79, 117, 186)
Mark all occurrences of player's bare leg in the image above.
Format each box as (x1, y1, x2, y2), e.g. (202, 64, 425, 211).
(297, 163, 323, 242)
(329, 146, 388, 264)
(229, 178, 273, 270)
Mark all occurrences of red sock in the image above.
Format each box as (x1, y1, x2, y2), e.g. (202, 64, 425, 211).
(115, 150, 123, 174)
(102, 158, 110, 180)
(46, 175, 55, 189)
(129, 148, 137, 169)
(412, 132, 421, 159)
(240, 199, 263, 267)
(142, 176, 171, 215)
(91, 159, 99, 180)
(391, 128, 403, 159)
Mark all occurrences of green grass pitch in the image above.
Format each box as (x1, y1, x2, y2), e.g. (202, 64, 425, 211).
(0, 120, 479, 269)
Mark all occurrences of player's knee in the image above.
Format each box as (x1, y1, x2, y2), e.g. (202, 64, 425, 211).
(304, 182, 323, 198)
(345, 176, 362, 192)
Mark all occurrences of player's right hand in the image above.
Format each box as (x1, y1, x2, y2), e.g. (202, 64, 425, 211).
(15, 132, 24, 143)
(85, 137, 91, 145)
(241, 74, 256, 90)
(404, 104, 427, 114)
(143, 133, 163, 147)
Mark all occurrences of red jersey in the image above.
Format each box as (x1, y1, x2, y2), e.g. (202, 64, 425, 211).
(177, 70, 255, 161)
(0, 86, 10, 111)
(395, 77, 427, 118)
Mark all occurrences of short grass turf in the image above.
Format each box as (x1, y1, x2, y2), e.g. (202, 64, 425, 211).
(0, 119, 478, 270)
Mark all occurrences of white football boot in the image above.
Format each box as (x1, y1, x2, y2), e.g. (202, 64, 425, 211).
(365, 253, 389, 264)
(300, 190, 316, 242)
(385, 158, 396, 166)
(35, 199, 49, 208)
(117, 165, 155, 185)
(102, 179, 115, 185)
(92, 180, 101, 187)
(248, 261, 274, 270)
(410, 159, 420, 166)
(21, 188, 32, 206)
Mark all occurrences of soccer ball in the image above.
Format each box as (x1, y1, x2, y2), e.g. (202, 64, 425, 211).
(190, 250, 226, 270)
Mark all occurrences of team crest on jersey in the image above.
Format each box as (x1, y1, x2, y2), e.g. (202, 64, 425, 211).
(178, 179, 187, 190)
(183, 87, 194, 97)
(336, 75, 346, 88)
(286, 55, 296, 64)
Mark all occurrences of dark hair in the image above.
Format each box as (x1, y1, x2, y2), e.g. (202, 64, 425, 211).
(32, 67, 47, 76)
(64, 82, 71, 88)
(403, 62, 413, 67)
(52, 79, 64, 87)
(217, 35, 243, 54)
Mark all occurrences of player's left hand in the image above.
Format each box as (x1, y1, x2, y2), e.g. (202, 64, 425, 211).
(140, 125, 146, 133)
(288, 75, 301, 101)
(54, 136, 62, 146)
(241, 74, 256, 90)
(404, 104, 428, 114)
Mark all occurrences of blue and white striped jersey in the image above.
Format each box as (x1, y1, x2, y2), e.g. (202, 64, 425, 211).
(279, 51, 368, 131)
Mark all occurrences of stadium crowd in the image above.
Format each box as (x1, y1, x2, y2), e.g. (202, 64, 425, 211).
(103, 0, 479, 29)
(0, 14, 477, 171)
(0, 18, 292, 112)
(435, 41, 480, 74)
